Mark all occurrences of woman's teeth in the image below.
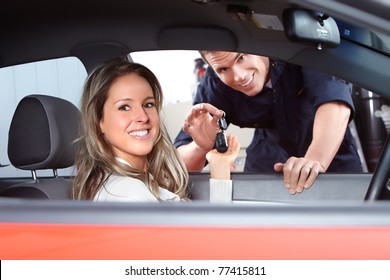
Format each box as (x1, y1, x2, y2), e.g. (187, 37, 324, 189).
(129, 130, 148, 137)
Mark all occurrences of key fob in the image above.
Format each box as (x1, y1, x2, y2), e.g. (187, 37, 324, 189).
(216, 131, 228, 153)
(218, 115, 228, 130)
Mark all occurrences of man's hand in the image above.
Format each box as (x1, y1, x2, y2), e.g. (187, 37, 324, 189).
(183, 103, 225, 151)
(274, 157, 325, 195)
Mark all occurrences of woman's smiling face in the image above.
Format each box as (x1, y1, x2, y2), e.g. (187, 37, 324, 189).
(99, 73, 159, 171)
(204, 51, 270, 97)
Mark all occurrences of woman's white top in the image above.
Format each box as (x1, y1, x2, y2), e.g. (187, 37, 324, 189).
(94, 174, 181, 202)
(93, 158, 233, 203)
(209, 178, 233, 203)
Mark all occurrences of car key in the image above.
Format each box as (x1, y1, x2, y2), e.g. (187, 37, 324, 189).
(216, 131, 228, 153)
(216, 112, 228, 153)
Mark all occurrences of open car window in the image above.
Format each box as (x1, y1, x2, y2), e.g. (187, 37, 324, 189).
(1, 47, 387, 179)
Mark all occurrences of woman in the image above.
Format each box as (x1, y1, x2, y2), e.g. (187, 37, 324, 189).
(71, 57, 239, 202)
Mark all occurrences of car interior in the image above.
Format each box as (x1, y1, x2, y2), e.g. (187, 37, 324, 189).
(2, 94, 80, 199)
(1, 0, 390, 226)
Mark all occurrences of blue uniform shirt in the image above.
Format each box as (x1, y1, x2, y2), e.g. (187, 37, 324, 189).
(174, 60, 362, 172)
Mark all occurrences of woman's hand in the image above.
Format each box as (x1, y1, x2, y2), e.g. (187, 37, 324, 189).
(206, 135, 241, 180)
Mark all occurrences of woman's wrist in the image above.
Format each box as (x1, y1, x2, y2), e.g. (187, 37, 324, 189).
(210, 161, 231, 180)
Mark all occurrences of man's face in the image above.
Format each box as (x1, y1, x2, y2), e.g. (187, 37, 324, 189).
(204, 51, 269, 97)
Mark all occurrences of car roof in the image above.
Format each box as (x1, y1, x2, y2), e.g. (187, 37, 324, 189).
(1, 0, 390, 97)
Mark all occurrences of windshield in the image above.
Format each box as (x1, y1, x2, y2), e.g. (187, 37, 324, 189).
(337, 19, 390, 56)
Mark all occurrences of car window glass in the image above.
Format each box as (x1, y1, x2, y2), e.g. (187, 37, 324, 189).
(0, 56, 87, 178)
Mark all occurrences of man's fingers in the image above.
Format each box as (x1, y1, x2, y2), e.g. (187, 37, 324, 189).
(273, 163, 284, 172)
(276, 157, 324, 195)
(193, 103, 224, 117)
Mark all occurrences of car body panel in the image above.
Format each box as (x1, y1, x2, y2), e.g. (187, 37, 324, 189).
(2, 223, 390, 259)
(2, 200, 390, 259)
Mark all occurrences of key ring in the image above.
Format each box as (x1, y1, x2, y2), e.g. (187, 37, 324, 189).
(217, 111, 228, 132)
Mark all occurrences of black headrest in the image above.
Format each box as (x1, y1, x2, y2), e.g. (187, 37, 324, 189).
(8, 94, 81, 170)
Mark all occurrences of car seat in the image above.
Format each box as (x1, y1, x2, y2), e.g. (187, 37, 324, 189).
(1, 94, 81, 199)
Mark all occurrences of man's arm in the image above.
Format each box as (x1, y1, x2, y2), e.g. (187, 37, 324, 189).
(274, 101, 351, 194)
(177, 142, 209, 171)
(305, 101, 351, 170)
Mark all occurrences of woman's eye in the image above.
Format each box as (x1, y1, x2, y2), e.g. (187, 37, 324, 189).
(144, 102, 155, 109)
(238, 55, 245, 61)
(119, 105, 130, 111)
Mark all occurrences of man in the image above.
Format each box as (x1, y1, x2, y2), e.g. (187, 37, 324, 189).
(174, 51, 362, 195)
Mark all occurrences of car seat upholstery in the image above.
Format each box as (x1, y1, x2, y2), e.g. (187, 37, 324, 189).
(1, 94, 81, 199)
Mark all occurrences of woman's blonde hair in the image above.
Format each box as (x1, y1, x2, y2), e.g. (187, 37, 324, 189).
(71, 57, 190, 200)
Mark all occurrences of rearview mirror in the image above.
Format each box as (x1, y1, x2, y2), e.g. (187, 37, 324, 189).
(283, 8, 340, 50)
